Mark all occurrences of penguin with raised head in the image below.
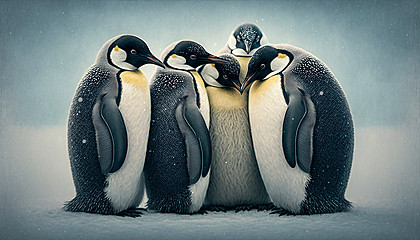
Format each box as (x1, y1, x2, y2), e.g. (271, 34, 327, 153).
(64, 35, 164, 216)
(144, 40, 228, 214)
(242, 44, 354, 215)
(219, 23, 268, 83)
(199, 54, 272, 212)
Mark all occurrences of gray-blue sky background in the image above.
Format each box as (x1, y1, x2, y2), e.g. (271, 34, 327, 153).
(0, 1, 419, 239)
(1, 0, 418, 128)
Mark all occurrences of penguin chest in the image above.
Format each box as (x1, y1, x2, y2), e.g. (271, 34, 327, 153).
(104, 70, 150, 212)
(236, 56, 251, 84)
(191, 71, 210, 127)
(205, 87, 269, 205)
(249, 75, 310, 213)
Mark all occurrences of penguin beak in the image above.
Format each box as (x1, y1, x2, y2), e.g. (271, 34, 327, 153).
(231, 80, 242, 93)
(244, 41, 252, 54)
(240, 72, 257, 94)
(144, 54, 165, 68)
(200, 55, 229, 65)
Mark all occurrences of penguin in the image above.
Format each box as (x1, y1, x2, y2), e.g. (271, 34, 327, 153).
(199, 54, 272, 212)
(64, 35, 164, 217)
(144, 40, 228, 214)
(218, 23, 269, 83)
(241, 44, 354, 215)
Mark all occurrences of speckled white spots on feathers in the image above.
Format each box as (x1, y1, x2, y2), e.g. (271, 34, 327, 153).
(150, 70, 187, 96)
(218, 54, 240, 76)
(185, 44, 207, 56)
(240, 26, 259, 42)
(292, 57, 329, 79)
(65, 66, 115, 214)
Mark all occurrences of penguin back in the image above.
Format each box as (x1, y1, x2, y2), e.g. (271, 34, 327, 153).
(145, 69, 197, 213)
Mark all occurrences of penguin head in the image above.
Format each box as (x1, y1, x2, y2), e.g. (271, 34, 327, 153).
(108, 35, 165, 70)
(200, 54, 241, 92)
(227, 23, 268, 57)
(241, 46, 293, 93)
(163, 40, 228, 71)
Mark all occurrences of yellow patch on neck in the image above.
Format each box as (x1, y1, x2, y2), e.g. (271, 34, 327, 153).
(119, 70, 148, 90)
(250, 74, 281, 95)
(236, 56, 252, 84)
(206, 86, 247, 109)
(114, 45, 120, 52)
(171, 54, 177, 58)
(190, 71, 205, 90)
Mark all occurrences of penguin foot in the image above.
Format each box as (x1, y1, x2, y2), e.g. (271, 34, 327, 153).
(257, 203, 276, 211)
(234, 205, 254, 213)
(190, 209, 208, 215)
(270, 208, 296, 216)
(203, 205, 228, 212)
(117, 208, 144, 218)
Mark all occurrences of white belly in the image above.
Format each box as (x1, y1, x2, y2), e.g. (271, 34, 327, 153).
(105, 80, 150, 212)
(249, 76, 310, 213)
(188, 71, 210, 212)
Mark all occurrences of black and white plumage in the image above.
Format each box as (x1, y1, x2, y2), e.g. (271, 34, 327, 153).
(64, 35, 164, 216)
(219, 23, 268, 57)
(144, 40, 227, 214)
(243, 44, 354, 215)
(219, 23, 269, 86)
(201, 54, 272, 211)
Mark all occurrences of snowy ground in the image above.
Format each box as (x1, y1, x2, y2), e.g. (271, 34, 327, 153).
(1, 125, 419, 240)
(3, 199, 419, 240)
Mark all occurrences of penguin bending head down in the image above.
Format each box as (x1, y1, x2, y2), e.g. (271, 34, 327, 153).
(219, 23, 269, 84)
(200, 54, 241, 91)
(219, 23, 268, 57)
(242, 44, 354, 215)
(144, 40, 228, 214)
(200, 54, 272, 212)
(64, 35, 164, 216)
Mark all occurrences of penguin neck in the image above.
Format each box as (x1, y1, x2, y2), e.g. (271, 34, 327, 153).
(118, 69, 148, 90)
(188, 70, 204, 108)
(235, 56, 252, 84)
(189, 71, 205, 91)
(251, 74, 281, 95)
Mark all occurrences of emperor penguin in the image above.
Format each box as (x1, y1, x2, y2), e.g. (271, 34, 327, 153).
(144, 40, 228, 214)
(218, 23, 268, 83)
(64, 35, 164, 216)
(199, 54, 272, 212)
(242, 44, 354, 215)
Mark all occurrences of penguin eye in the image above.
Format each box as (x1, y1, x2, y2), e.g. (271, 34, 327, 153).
(130, 49, 137, 54)
(222, 75, 228, 80)
(255, 36, 260, 42)
(190, 55, 197, 60)
(260, 64, 266, 69)
(236, 35, 241, 42)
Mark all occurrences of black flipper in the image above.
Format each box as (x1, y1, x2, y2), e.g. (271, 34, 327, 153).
(296, 90, 315, 173)
(97, 95, 128, 174)
(282, 88, 314, 173)
(184, 100, 211, 179)
(175, 96, 211, 184)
